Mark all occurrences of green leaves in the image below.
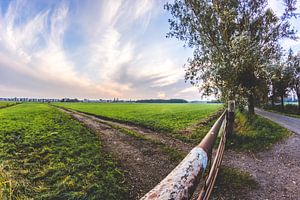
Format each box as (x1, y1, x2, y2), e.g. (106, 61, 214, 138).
(165, 0, 297, 111)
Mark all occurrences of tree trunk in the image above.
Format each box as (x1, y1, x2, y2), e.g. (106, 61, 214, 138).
(248, 94, 255, 115)
(281, 95, 284, 111)
(297, 92, 300, 114)
(271, 87, 275, 108)
(271, 95, 275, 107)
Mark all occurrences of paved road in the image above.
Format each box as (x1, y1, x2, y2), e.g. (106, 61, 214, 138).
(255, 108, 300, 135)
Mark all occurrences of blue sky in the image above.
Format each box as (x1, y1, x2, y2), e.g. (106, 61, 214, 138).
(0, 0, 299, 100)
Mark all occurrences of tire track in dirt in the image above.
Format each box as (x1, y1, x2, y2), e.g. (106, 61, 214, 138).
(58, 107, 193, 199)
(59, 107, 194, 154)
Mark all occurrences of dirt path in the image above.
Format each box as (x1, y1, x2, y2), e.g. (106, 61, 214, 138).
(222, 133, 300, 200)
(255, 108, 300, 135)
(58, 108, 193, 199)
(59, 107, 194, 154)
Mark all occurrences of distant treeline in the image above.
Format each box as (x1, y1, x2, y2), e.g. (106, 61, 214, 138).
(136, 99, 188, 103)
(61, 98, 80, 102)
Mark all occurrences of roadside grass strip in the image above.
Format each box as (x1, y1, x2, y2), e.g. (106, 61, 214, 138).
(0, 103, 128, 200)
(264, 104, 300, 118)
(227, 111, 292, 152)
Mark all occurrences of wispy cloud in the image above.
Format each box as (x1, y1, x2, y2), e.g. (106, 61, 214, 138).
(0, 0, 193, 99)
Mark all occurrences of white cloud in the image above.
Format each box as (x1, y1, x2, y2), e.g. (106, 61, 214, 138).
(176, 86, 199, 94)
(100, 0, 124, 26)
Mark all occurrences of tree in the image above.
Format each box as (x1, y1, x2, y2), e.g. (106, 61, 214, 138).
(271, 63, 291, 110)
(286, 49, 300, 113)
(165, 0, 297, 115)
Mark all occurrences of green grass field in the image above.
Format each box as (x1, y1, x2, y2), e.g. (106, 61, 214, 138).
(54, 103, 222, 133)
(0, 102, 289, 199)
(0, 103, 127, 200)
(0, 101, 16, 109)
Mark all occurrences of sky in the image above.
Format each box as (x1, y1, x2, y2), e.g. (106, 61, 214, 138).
(0, 0, 299, 100)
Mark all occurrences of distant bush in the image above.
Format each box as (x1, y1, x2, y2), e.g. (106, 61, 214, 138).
(136, 99, 188, 103)
(264, 104, 299, 115)
(61, 98, 80, 102)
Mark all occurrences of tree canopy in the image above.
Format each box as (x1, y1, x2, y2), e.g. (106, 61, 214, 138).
(165, 0, 297, 114)
(286, 49, 300, 111)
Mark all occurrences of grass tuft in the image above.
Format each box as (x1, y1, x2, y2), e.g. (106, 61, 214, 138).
(0, 165, 13, 200)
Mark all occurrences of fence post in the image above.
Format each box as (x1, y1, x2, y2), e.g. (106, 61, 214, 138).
(227, 101, 235, 137)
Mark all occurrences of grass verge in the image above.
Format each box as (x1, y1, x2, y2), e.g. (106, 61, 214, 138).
(174, 109, 225, 145)
(211, 166, 258, 200)
(0, 103, 128, 200)
(227, 111, 292, 152)
(263, 104, 300, 118)
(265, 108, 300, 119)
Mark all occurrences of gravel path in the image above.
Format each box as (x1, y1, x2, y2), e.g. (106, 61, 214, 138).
(223, 134, 300, 200)
(255, 108, 300, 135)
(221, 108, 300, 200)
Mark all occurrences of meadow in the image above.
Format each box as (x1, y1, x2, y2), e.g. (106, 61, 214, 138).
(0, 101, 16, 109)
(54, 103, 222, 133)
(0, 103, 127, 200)
(53, 102, 290, 150)
(0, 101, 290, 199)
